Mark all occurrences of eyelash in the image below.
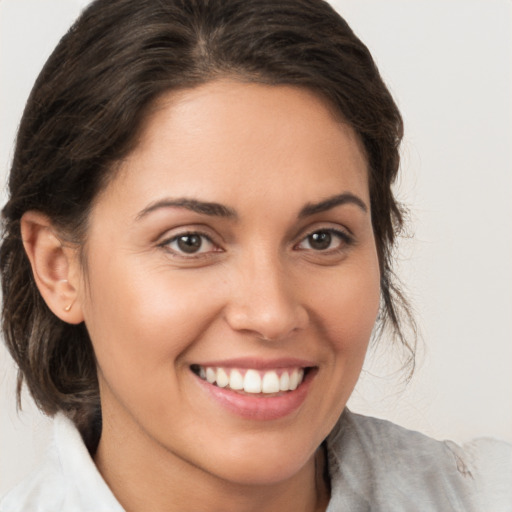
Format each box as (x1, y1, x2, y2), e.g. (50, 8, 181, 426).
(159, 230, 221, 259)
(294, 228, 354, 253)
(159, 227, 353, 258)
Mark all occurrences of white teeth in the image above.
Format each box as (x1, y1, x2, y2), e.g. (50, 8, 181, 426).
(262, 371, 280, 393)
(216, 367, 229, 388)
(243, 369, 262, 393)
(279, 371, 290, 391)
(196, 366, 307, 394)
(206, 367, 216, 384)
(289, 369, 299, 390)
(229, 369, 244, 390)
(289, 368, 305, 390)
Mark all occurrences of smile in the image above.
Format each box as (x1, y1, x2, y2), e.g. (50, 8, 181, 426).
(191, 365, 306, 394)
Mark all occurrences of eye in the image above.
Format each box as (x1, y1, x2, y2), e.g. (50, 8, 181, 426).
(162, 232, 219, 256)
(296, 229, 351, 252)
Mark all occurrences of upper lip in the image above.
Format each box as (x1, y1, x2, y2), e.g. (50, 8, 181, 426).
(191, 357, 316, 370)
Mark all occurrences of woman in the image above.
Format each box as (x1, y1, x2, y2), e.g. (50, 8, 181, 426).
(0, 0, 509, 510)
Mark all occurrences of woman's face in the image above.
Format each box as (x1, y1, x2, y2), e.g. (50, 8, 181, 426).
(77, 81, 380, 485)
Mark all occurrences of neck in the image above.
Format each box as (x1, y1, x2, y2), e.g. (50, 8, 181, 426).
(94, 409, 329, 512)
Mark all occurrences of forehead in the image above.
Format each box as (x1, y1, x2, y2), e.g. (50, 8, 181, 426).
(95, 81, 369, 217)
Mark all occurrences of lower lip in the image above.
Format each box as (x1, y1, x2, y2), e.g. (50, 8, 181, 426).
(193, 369, 315, 421)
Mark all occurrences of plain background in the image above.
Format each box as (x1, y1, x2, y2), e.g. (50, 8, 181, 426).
(1, 0, 511, 496)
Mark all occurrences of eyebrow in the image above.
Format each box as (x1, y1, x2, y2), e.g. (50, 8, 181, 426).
(298, 193, 368, 217)
(136, 198, 238, 221)
(136, 192, 367, 222)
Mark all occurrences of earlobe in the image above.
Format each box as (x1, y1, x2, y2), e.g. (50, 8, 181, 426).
(20, 211, 84, 325)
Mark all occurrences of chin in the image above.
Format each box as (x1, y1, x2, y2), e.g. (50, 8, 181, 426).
(208, 451, 314, 487)
(183, 425, 323, 487)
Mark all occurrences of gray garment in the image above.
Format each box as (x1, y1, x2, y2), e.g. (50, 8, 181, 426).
(325, 410, 510, 511)
(1, 410, 510, 511)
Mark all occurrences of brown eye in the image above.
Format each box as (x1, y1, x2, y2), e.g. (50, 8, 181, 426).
(177, 234, 202, 253)
(296, 228, 352, 252)
(307, 231, 332, 250)
(163, 232, 218, 256)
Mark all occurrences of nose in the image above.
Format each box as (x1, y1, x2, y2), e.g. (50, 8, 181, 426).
(224, 253, 309, 342)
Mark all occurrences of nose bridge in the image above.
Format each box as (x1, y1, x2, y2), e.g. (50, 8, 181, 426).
(225, 246, 307, 340)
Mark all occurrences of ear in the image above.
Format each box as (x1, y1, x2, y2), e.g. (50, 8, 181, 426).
(21, 211, 84, 324)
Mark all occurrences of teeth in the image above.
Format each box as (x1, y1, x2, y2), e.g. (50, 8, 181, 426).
(243, 369, 262, 393)
(289, 368, 304, 391)
(206, 367, 216, 384)
(195, 366, 306, 394)
(216, 367, 229, 388)
(261, 371, 280, 393)
(279, 371, 290, 391)
(229, 369, 244, 390)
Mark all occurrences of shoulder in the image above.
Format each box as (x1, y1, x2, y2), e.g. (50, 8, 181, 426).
(0, 414, 123, 512)
(325, 410, 511, 512)
(462, 437, 512, 511)
(337, 410, 471, 470)
(0, 442, 65, 512)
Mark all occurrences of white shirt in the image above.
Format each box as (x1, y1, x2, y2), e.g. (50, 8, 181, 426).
(1, 410, 510, 511)
(1, 414, 122, 512)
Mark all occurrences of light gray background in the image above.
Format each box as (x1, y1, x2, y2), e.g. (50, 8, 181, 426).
(1, 0, 511, 495)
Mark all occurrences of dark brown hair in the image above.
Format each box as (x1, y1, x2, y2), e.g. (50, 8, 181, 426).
(1, 0, 414, 449)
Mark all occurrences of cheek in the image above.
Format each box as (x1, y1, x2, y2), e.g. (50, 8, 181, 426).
(80, 256, 223, 390)
(312, 258, 381, 354)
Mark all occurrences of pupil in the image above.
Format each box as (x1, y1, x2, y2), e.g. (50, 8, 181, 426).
(309, 231, 331, 250)
(177, 234, 202, 253)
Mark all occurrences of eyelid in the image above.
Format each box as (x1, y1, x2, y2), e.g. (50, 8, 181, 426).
(156, 222, 223, 245)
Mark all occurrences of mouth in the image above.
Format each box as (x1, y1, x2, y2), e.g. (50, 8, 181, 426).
(190, 361, 316, 420)
(190, 364, 310, 396)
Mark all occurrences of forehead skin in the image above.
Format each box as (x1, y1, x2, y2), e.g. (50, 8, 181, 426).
(95, 80, 370, 219)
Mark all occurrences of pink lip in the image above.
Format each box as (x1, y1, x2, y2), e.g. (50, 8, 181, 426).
(192, 365, 316, 421)
(192, 357, 316, 370)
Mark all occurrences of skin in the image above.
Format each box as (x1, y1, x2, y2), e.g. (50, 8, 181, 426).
(24, 81, 381, 512)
